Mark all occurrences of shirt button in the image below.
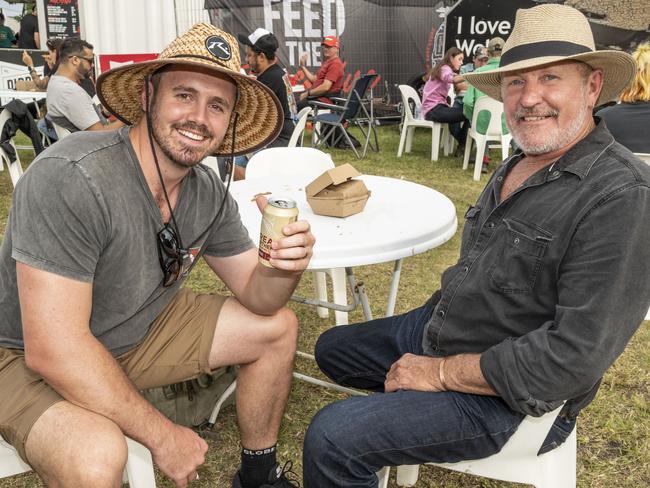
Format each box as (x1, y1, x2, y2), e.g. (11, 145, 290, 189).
(514, 237, 520, 245)
(552, 170, 560, 177)
(463, 266, 469, 272)
(438, 310, 445, 317)
(497, 176, 503, 181)
(487, 222, 495, 229)
(431, 345, 438, 351)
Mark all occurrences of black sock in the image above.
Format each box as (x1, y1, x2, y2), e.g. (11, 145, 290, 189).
(239, 444, 277, 488)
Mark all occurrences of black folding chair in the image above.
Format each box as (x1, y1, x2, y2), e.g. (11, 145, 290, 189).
(310, 74, 379, 158)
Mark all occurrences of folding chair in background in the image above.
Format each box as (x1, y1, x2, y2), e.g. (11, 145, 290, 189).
(310, 74, 379, 158)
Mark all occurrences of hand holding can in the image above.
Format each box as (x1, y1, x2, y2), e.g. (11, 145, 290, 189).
(258, 197, 299, 268)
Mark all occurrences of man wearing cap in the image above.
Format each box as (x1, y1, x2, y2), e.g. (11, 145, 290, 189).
(236, 28, 297, 179)
(303, 5, 650, 487)
(0, 24, 309, 488)
(296, 35, 344, 110)
(460, 44, 488, 76)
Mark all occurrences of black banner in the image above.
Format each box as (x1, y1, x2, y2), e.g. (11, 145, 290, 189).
(44, 0, 80, 40)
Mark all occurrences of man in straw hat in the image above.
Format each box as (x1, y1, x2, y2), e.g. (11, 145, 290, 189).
(0, 24, 309, 488)
(302, 5, 650, 486)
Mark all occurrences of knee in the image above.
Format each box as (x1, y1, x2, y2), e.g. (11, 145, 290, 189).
(69, 423, 128, 486)
(314, 327, 340, 374)
(266, 307, 298, 352)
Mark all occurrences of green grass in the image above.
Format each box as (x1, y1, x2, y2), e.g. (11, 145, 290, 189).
(1, 127, 648, 487)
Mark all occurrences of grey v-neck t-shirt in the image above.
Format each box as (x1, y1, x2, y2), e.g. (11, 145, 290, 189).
(0, 127, 253, 356)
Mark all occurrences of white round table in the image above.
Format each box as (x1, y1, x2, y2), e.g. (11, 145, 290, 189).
(231, 174, 457, 270)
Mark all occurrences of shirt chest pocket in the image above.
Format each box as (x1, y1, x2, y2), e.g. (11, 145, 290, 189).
(487, 218, 553, 293)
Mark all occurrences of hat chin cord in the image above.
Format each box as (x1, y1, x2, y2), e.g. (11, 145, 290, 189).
(144, 75, 238, 250)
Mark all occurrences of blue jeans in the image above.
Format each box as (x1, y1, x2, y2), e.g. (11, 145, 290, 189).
(303, 300, 524, 487)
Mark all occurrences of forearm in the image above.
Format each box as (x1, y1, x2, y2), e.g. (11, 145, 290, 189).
(307, 83, 330, 97)
(30, 334, 173, 451)
(237, 264, 302, 314)
(300, 65, 316, 83)
(441, 353, 497, 395)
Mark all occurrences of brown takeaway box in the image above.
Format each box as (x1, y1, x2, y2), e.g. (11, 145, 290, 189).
(305, 163, 371, 218)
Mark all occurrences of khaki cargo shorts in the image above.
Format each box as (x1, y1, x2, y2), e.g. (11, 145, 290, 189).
(0, 288, 227, 463)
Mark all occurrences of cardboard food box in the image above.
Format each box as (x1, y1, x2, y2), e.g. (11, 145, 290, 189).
(305, 163, 371, 217)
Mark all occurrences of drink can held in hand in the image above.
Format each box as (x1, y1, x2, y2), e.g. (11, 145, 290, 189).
(259, 197, 299, 268)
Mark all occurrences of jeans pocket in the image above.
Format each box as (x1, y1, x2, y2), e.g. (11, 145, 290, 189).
(487, 218, 553, 293)
(538, 415, 576, 455)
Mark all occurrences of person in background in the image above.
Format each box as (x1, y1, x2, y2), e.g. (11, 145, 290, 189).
(597, 42, 650, 153)
(235, 28, 297, 179)
(296, 35, 344, 111)
(46, 37, 122, 132)
(462, 37, 506, 173)
(460, 44, 488, 75)
(17, 4, 39, 49)
(22, 38, 63, 91)
(0, 13, 15, 48)
(421, 47, 468, 147)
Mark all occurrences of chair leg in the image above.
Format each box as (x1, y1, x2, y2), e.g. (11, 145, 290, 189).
(431, 124, 441, 161)
(313, 271, 329, 318)
(396, 465, 420, 487)
(462, 136, 473, 170)
(474, 138, 486, 181)
(502, 135, 512, 162)
(405, 126, 414, 153)
(8, 160, 24, 187)
(376, 467, 390, 488)
(397, 125, 408, 157)
(329, 267, 348, 325)
(207, 379, 237, 424)
(124, 437, 157, 488)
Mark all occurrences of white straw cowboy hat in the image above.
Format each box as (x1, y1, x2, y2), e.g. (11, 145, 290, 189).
(464, 4, 636, 106)
(96, 23, 282, 156)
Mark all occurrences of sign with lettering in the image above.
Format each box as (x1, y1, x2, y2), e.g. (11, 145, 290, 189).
(443, 0, 536, 60)
(45, 0, 80, 40)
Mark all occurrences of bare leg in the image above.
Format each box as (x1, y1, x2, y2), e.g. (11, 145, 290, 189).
(25, 401, 128, 488)
(208, 298, 298, 449)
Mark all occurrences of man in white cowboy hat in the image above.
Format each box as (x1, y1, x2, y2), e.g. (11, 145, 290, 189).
(302, 4, 650, 487)
(0, 24, 308, 488)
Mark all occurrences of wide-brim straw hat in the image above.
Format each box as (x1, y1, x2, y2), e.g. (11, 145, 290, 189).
(96, 23, 282, 156)
(464, 4, 636, 106)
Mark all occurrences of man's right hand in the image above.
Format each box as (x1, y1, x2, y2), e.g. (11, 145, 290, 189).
(152, 423, 208, 487)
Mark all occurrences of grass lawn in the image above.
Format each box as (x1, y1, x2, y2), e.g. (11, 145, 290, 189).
(0, 125, 648, 487)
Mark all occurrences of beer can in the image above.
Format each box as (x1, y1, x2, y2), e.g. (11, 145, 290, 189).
(258, 197, 299, 268)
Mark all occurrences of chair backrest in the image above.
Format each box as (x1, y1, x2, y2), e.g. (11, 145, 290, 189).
(246, 147, 334, 181)
(51, 120, 72, 140)
(471, 96, 508, 137)
(634, 153, 650, 164)
(342, 74, 378, 120)
(0, 108, 12, 139)
(398, 84, 421, 123)
(288, 106, 312, 147)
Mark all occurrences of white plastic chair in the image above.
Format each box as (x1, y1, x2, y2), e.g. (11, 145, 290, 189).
(463, 96, 512, 181)
(1, 436, 157, 487)
(378, 404, 576, 488)
(0, 109, 25, 187)
(397, 85, 445, 161)
(51, 120, 72, 141)
(634, 153, 650, 320)
(202, 155, 235, 184)
(288, 106, 312, 148)
(246, 147, 349, 324)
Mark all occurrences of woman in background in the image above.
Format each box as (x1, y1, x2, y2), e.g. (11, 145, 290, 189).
(421, 47, 468, 147)
(597, 43, 650, 153)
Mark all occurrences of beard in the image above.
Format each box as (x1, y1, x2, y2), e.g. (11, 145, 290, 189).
(149, 98, 223, 169)
(509, 86, 591, 156)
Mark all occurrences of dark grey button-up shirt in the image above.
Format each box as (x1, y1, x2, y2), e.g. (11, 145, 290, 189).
(423, 120, 650, 417)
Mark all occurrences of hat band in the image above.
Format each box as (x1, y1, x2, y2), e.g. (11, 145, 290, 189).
(169, 53, 231, 66)
(500, 41, 592, 68)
